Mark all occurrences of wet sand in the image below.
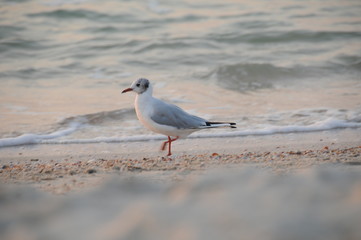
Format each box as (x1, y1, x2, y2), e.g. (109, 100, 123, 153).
(1, 128, 360, 194)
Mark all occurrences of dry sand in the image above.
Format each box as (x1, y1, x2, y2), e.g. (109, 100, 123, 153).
(1, 128, 361, 240)
(1, 128, 360, 194)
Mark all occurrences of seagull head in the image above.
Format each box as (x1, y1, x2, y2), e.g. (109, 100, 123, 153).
(122, 78, 151, 94)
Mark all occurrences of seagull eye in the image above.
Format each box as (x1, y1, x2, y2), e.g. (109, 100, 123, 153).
(136, 83, 140, 87)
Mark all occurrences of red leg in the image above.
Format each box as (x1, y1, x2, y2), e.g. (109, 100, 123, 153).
(161, 137, 169, 151)
(160, 136, 179, 156)
(167, 136, 179, 156)
(167, 137, 172, 156)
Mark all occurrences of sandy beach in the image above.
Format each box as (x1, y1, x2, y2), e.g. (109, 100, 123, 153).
(1, 128, 361, 240)
(1, 128, 360, 194)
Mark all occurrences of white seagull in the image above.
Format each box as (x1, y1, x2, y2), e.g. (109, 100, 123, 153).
(122, 78, 236, 156)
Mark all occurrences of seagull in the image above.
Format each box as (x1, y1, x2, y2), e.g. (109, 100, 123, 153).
(122, 78, 236, 156)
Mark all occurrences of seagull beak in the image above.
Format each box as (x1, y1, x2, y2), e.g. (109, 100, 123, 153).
(121, 88, 133, 93)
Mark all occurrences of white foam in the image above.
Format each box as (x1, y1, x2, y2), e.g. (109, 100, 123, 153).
(191, 118, 361, 139)
(43, 135, 165, 144)
(0, 123, 81, 148)
(1, 118, 360, 147)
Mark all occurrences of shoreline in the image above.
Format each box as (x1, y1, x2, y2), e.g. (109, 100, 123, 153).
(1, 128, 360, 194)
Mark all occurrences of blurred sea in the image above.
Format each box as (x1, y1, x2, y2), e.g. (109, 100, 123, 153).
(0, 0, 360, 146)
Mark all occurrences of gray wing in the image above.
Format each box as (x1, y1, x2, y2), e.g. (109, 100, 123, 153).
(150, 98, 207, 129)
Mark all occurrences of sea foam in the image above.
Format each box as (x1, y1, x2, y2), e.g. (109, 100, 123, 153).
(0, 118, 360, 148)
(0, 122, 81, 148)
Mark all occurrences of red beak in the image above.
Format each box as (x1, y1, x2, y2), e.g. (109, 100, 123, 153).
(121, 88, 133, 93)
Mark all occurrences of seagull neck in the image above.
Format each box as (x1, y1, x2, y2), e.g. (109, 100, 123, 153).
(135, 87, 153, 103)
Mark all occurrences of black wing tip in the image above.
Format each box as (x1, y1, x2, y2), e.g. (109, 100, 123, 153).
(228, 122, 237, 128)
(206, 122, 237, 128)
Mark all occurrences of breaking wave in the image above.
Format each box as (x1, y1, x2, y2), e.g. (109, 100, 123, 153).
(1, 117, 360, 148)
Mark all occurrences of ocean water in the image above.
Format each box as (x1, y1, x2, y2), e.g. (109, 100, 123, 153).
(1, 0, 361, 147)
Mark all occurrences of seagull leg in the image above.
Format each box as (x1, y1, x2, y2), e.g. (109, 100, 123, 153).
(167, 136, 179, 156)
(161, 137, 170, 151)
(160, 136, 179, 156)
